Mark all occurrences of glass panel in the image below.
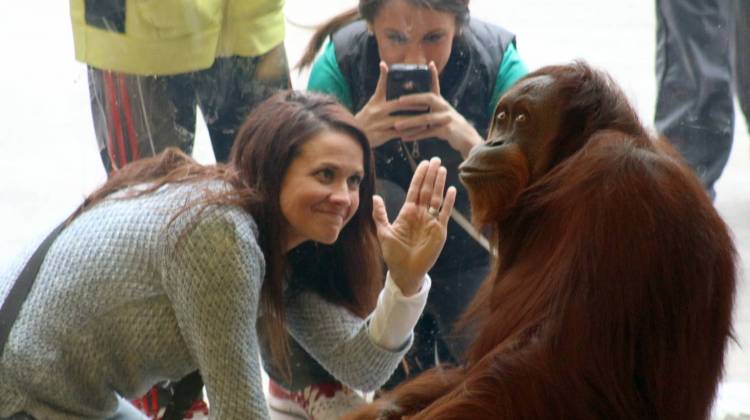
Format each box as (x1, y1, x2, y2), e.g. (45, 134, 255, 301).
(0, 0, 748, 417)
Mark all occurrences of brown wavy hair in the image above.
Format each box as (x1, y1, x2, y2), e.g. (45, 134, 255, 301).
(296, 0, 471, 69)
(68, 90, 383, 375)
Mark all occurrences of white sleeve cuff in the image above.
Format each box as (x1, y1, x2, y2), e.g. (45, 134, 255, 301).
(367, 272, 431, 350)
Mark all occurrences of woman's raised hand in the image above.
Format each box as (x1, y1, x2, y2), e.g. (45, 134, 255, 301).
(391, 62, 484, 158)
(372, 157, 456, 296)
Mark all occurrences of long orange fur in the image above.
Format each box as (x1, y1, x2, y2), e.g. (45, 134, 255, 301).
(345, 62, 737, 420)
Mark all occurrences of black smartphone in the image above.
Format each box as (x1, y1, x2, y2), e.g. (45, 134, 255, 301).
(386, 64, 432, 115)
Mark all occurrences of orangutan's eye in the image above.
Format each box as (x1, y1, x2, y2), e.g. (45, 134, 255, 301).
(515, 113, 527, 123)
(496, 111, 507, 121)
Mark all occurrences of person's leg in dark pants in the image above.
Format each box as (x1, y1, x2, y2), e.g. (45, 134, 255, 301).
(734, 0, 750, 130)
(86, 68, 197, 174)
(654, 0, 735, 199)
(195, 44, 291, 163)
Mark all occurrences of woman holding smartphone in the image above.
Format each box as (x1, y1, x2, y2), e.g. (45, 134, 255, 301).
(263, 1, 529, 418)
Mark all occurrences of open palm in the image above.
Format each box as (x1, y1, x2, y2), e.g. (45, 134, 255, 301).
(373, 158, 456, 296)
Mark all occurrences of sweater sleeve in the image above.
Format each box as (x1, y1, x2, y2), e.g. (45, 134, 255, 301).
(489, 41, 529, 117)
(307, 40, 355, 111)
(161, 207, 268, 419)
(284, 289, 413, 392)
(368, 272, 431, 350)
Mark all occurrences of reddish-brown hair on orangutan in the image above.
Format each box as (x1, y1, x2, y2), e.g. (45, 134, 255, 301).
(345, 61, 737, 420)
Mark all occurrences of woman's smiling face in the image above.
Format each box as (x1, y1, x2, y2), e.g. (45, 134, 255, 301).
(280, 129, 365, 250)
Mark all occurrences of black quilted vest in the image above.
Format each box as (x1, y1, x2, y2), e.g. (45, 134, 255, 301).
(333, 18, 515, 271)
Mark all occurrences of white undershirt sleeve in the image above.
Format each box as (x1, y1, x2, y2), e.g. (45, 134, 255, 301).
(367, 272, 431, 350)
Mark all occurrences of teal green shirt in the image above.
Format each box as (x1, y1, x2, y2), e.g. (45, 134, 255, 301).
(308, 40, 528, 119)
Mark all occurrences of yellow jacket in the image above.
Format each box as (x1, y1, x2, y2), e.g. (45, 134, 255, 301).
(70, 0, 285, 75)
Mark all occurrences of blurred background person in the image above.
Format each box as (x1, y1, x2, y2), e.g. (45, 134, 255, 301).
(71, 0, 291, 171)
(654, 0, 750, 200)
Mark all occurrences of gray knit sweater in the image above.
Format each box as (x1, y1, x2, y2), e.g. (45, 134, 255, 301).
(0, 181, 409, 419)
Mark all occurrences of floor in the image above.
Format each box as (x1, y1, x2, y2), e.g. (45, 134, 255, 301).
(0, 0, 747, 417)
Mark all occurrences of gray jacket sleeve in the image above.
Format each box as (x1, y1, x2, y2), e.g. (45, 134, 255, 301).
(161, 207, 269, 419)
(284, 290, 413, 391)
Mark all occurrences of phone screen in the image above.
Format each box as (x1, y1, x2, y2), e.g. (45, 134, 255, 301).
(386, 64, 431, 115)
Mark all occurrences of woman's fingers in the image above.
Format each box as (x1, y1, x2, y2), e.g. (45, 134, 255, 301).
(372, 194, 390, 230)
(398, 113, 452, 143)
(395, 112, 451, 133)
(419, 158, 442, 207)
(371, 61, 390, 101)
(395, 92, 443, 112)
(404, 160, 430, 205)
(439, 186, 456, 225)
(430, 166, 447, 211)
(371, 112, 402, 129)
(405, 157, 450, 207)
(429, 61, 441, 95)
(404, 157, 455, 220)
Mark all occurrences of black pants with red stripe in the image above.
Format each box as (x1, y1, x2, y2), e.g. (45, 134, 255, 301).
(87, 44, 290, 173)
